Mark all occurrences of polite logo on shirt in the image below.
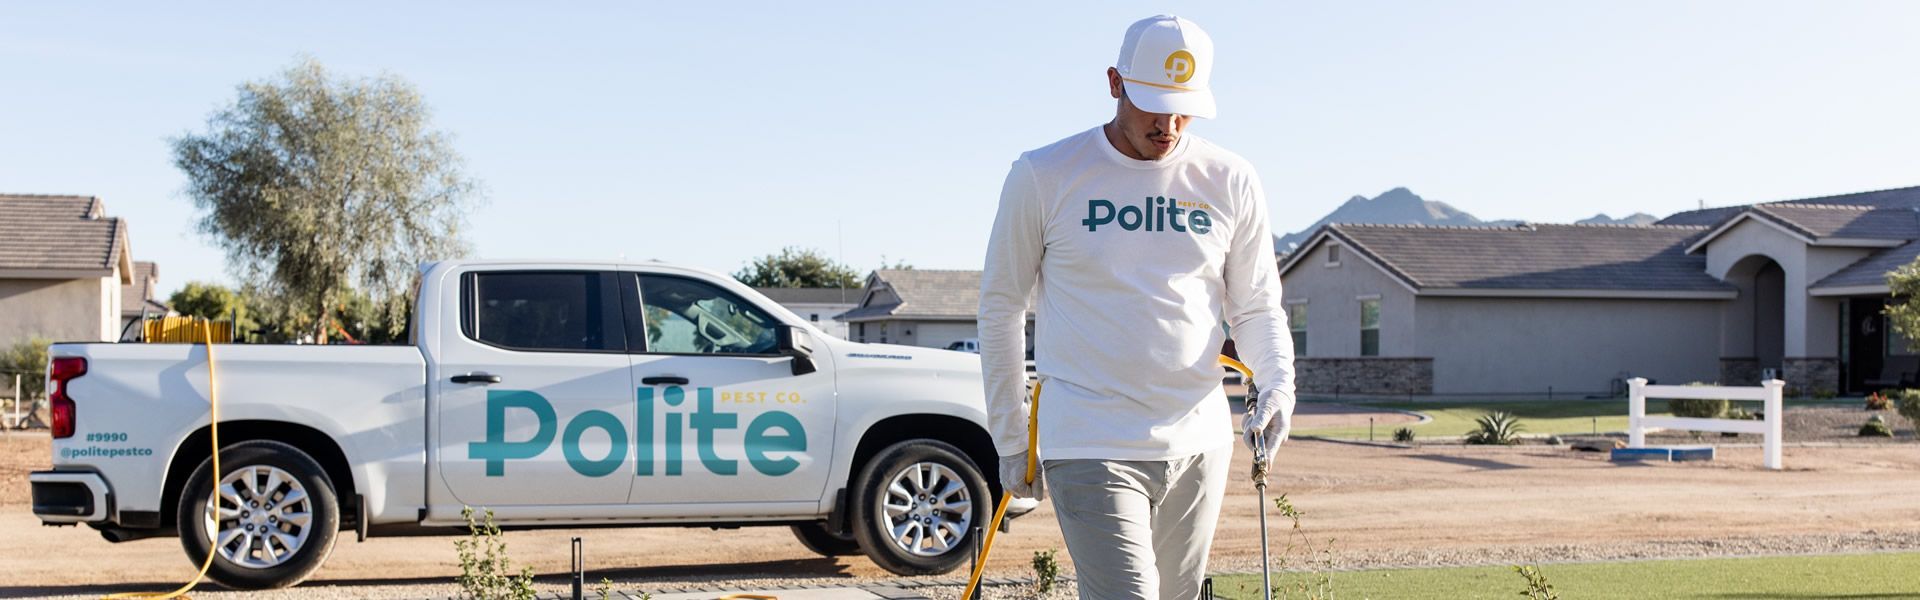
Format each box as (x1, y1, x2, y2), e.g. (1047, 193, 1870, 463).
(1165, 50, 1196, 84)
(1083, 197, 1213, 234)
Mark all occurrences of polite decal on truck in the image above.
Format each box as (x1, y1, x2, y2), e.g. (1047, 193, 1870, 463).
(468, 385, 808, 478)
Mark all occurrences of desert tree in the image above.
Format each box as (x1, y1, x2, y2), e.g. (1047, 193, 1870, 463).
(172, 57, 480, 342)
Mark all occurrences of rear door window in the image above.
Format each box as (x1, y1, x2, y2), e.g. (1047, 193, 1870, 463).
(465, 271, 626, 352)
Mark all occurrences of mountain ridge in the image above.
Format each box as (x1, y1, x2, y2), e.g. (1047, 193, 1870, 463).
(1274, 189, 1660, 251)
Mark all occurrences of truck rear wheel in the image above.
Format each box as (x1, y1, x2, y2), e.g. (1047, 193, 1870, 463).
(849, 439, 988, 575)
(176, 440, 341, 590)
(790, 522, 862, 556)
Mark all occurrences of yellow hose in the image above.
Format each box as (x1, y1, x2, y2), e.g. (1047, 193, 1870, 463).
(105, 320, 222, 599)
(960, 379, 1042, 600)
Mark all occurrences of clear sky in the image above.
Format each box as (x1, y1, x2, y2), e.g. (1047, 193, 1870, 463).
(4, 2, 1919, 298)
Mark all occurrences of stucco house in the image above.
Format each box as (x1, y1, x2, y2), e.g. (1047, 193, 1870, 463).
(121, 261, 172, 330)
(0, 194, 135, 348)
(1280, 185, 1920, 397)
(752, 287, 857, 339)
(836, 269, 1033, 351)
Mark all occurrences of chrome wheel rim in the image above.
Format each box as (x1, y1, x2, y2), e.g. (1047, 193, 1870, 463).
(203, 465, 313, 569)
(876, 461, 973, 557)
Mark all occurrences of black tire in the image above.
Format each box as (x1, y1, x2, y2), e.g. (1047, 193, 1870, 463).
(790, 522, 862, 557)
(176, 440, 341, 590)
(850, 439, 990, 576)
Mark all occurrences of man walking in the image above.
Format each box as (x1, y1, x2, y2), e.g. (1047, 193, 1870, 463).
(978, 14, 1297, 600)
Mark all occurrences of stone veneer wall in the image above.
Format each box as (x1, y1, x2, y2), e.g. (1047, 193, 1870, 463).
(1783, 357, 1840, 396)
(1719, 357, 1761, 386)
(1295, 357, 1434, 395)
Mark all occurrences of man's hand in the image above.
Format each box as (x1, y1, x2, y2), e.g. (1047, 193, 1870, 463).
(1241, 387, 1294, 463)
(999, 452, 1045, 501)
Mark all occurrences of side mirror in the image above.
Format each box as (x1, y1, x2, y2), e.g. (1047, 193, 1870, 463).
(777, 325, 817, 376)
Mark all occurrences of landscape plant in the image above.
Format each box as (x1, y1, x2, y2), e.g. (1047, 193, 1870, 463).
(1512, 565, 1560, 600)
(1671, 384, 1729, 419)
(1392, 427, 1415, 443)
(455, 506, 537, 600)
(1031, 549, 1060, 595)
(1465, 411, 1523, 445)
(0, 337, 50, 400)
(1866, 392, 1890, 411)
(1860, 415, 1894, 438)
(1897, 389, 1920, 434)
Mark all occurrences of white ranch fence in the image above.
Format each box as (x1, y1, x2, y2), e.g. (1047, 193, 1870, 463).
(1628, 377, 1784, 470)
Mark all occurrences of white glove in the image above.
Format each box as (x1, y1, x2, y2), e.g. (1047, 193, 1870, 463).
(999, 452, 1044, 501)
(1241, 387, 1294, 464)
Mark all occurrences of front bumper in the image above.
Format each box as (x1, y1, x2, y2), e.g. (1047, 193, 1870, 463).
(30, 471, 112, 524)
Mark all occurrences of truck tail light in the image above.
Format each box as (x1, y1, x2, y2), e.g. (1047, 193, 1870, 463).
(48, 357, 85, 439)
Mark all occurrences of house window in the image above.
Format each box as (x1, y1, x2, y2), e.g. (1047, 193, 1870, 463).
(858, 323, 866, 341)
(1287, 303, 1307, 356)
(1326, 244, 1342, 267)
(1359, 299, 1380, 356)
(809, 313, 819, 322)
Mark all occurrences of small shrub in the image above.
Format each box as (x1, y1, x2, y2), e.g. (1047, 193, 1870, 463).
(1031, 549, 1060, 595)
(1899, 390, 1920, 433)
(1867, 392, 1891, 411)
(455, 506, 537, 600)
(1513, 565, 1560, 600)
(1671, 384, 1729, 418)
(1465, 411, 1522, 445)
(1813, 387, 1837, 400)
(1860, 415, 1894, 438)
(1392, 427, 1415, 443)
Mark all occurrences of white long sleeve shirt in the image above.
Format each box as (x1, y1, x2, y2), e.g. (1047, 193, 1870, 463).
(979, 126, 1296, 461)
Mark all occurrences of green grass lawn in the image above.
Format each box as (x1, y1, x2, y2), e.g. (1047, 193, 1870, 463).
(1294, 399, 1673, 440)
(1292, 397, 1857, 440)
(1208, 552, 1920, 599)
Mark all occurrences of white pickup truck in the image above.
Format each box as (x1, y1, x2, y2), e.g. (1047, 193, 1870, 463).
(31, 260, 1027, 589)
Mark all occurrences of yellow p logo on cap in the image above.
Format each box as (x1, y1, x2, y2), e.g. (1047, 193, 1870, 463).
(1164, 49, 1196, 84)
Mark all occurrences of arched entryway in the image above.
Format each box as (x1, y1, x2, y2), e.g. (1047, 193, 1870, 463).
(1723, 255, 1787, 381)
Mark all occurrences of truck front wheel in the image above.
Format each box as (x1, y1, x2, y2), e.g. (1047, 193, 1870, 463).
(176, 440, 341, 590)
(849, 439, 989, 575)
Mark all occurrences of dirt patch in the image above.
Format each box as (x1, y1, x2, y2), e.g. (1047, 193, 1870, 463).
(0, 432, 46, 506)
(1289, 403, 1421, 430)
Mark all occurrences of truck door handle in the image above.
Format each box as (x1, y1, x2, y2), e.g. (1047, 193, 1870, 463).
(451, 373, 503, 385)
(641, 375, 689, 386)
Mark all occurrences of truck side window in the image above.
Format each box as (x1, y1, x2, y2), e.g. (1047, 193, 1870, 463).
(468, 271, 625, 352)
(636, 275, 778, 355)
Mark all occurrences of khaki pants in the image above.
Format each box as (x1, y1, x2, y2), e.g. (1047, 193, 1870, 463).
(1043, 445, 1231, 600)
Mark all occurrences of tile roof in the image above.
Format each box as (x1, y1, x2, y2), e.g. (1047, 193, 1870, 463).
(0, 194, 127, 272)
(1292, 223, 1733, 294)
(1746, 204, 1920, 240)
(121, 261, 166, 315)
(1660, 186, 1920, 227)
(752, 287, 860, 305)
(1811, 240, 1920, 291)
(839, 269, 986, 320)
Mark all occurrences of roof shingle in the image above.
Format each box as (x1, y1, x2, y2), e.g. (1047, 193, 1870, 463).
(0, 194, 126, 272)
(1298, 223, 1733, 293)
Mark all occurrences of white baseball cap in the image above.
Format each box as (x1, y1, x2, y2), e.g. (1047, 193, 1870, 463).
(1114, 15, 1216, 119)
